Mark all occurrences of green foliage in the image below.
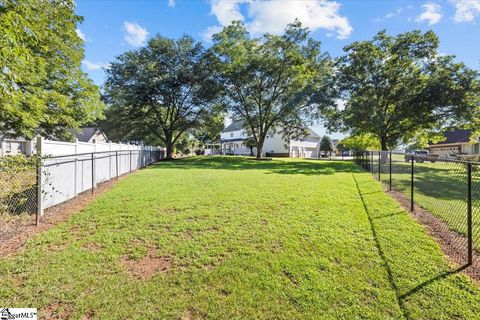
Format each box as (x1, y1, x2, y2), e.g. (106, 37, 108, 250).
(191, 112, 225, 145)
(2, 157, 480, 318)
(340, 133, 381, 151)
(212, 20, 336, 158)
(103, 35, 221, 159)
(0, 155, 38, 214)
(0, 0, 104, 140)
(328, 30, 480, 150)
(319, 135, 334, 152)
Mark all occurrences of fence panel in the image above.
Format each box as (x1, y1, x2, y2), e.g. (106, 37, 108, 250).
(354, 151, 477, 267)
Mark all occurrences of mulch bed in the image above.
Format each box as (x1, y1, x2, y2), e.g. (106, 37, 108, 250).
(384, 186, 480, 281)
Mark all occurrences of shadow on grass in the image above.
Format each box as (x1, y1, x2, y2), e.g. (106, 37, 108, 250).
(152, 156, 363, 176)
(352, 174, 468, 320)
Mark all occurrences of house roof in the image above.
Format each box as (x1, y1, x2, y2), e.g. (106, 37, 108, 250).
(74, 127, 106, 142)
(429, 128, 473, 146)
(307, 128, 320, 139)
(223, 120, 244, 133)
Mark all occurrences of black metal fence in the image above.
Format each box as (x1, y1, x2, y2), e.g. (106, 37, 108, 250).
(0, 149, 164, 244)
(354, 151, 479, 267)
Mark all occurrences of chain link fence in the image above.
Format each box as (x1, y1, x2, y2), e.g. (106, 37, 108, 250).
(354, 151, 478, 268)
(0, 150, 164, 244)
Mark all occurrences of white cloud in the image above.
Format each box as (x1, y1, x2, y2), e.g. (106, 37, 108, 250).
(82, 60, 107, 71)
(204, 0, 352, 40)
(123, 21, 149, 47)
(168, 0, 175, 8)
(450, 0, 480, 22)
(76, 28, 86, 41)
(416, 3, 442, 25)
(375, 7, 404, 22)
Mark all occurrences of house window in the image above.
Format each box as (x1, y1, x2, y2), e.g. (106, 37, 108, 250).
(5, 142, 12, 153)
(474, 143, 480, 154)
(230, 132, 233, 138)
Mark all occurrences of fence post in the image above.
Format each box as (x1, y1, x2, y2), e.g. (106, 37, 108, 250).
(129, 150, 132, 172)
(36, 157, 42, 226)
(91, 153, 95, 194)
(378, 151, 381, 181)
(116, 151, 119, 180)
(467, 163, 473, 265)
(389, 151, 392, 191)
(371, 151, 373, 174)
(410, 156, 414, 212)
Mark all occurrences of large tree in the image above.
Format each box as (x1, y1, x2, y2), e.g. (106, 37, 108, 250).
(0, 0, 104, 140)
(103, 35, 220, 159)
(328, 30, 480, 150)
(212, 20, 336, 158)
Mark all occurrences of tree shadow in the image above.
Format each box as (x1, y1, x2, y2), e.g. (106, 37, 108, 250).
(151, 156, 364, 176)
(352, 173, 470, 320)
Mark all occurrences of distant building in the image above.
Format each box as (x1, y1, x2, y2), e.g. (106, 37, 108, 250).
(0, 137, 34, 156)
(74, 127, 109, 143)
(428, 128, 479, 157)
(219, 120, 323, 158)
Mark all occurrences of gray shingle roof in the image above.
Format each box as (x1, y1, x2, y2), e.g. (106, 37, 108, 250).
(430, 128, 473, 145)
(74, 127, 98, 142)
(223, 120, 244, 133)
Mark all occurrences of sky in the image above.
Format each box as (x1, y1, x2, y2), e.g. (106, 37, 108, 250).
(75, 0, 480, 138)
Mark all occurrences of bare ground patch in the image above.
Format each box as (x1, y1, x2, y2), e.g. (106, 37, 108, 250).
(122, 247, 173, 279)
(41, 302, 73, 320)
(384, 186, 480, 281)
(0, 175, 129, 257)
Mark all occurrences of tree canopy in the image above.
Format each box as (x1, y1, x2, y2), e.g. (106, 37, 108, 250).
(339, 133, 381, 151)
(212, 20, 336, 158)
(103, 35, 221, 159)
(326, 30, 480, 150)
(319, 135, 334, 152)
(0, 0, 104, 140)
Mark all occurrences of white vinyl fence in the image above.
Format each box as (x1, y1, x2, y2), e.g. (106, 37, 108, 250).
(38, 137, 165, 212)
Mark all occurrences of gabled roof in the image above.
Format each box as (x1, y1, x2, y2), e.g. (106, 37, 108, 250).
(223, 120, 244, 133)
(307, 128, 320, 139)
(429, 128, 473, 146)
(74, 127, 107, 142)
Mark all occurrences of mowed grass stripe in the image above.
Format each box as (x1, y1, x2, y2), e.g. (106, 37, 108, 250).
(0, 157, 479, 319)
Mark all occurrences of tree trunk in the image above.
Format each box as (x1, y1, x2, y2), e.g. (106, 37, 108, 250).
(256, 139, 265, 159)
(380, 136, 388, 151)
(166, 142, 174, 160)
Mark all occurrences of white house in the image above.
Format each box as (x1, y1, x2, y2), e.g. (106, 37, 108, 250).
(0, 137, 34, 157)
(74, 127, 109, 143)
(219, 120, 323, 158)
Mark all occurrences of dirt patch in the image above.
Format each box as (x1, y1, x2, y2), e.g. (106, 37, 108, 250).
(385, 187, 480, 281)
(122, 248, 173, 279)
(182, 307, 205, 320)
(0, 175, 128, 257)
(82, 310, 96, 320)
(42, 302, 73, 320)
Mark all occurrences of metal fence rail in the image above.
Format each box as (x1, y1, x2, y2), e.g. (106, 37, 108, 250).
(354, 151, 478, 267)
(0, 149, 164, 228)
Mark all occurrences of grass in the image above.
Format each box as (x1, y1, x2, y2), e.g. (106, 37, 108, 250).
(1, 156, 480, 319)
(375, 153, 480, 248)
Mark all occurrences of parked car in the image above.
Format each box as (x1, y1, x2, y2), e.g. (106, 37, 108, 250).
(405, 150, 438, 163)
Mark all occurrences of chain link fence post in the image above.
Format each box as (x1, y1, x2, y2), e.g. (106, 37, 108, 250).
(467, 162, 473, 265)
(378, 151, 381, 181)
(389, 151, 392, 191)
(410, 155, 414, 212)
(36, 157, 42, 226)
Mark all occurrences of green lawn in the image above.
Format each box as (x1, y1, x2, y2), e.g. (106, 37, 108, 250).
(1, 157, 480, 319)
(377, 153, 480, 249)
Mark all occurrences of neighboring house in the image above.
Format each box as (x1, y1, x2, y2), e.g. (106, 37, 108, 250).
(428, 128, 479, 157)
(0, 137, 34, 157)
(219, 120, 322, 158)
(74, 127, 109, 143)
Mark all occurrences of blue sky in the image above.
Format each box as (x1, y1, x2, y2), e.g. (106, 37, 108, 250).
(76, 0, 480, 138)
